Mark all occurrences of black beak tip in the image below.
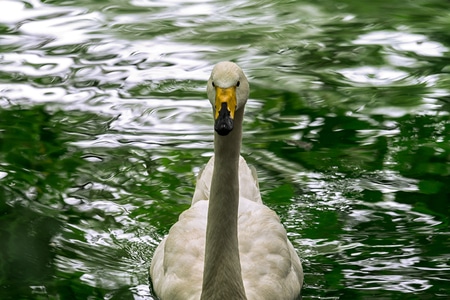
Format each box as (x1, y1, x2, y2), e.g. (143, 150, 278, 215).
(214, 121, 233, 136)
(215, 127, 232, 136)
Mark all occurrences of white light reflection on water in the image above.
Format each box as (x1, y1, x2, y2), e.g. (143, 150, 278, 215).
(0, 53, 74, 76)
(354, 30, 448, 57)
(338, 66, 409, 86)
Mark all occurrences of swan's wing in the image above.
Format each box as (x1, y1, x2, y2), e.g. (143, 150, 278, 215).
(249, 165, 260, 191)
(238, 199, 303, 299)
(191, 157, 214, 205)
(150, 201, 208, 300)
(239, 156, 262, 203)
(192, 156, 262, 205)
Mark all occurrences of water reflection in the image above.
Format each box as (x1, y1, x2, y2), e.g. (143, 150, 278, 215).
(0, 0, 449, 299)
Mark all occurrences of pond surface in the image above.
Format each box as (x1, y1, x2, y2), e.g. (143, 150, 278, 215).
(1, 0, 449, 299)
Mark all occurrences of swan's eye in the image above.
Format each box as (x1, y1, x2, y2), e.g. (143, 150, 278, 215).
(236, 81, 240, 87)
(212, 81, 215, 87)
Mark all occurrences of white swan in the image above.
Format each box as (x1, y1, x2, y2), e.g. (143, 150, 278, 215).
(150, 61, 303, 299)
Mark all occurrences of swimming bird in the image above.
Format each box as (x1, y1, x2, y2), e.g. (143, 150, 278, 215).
(150, 61, 303, 299)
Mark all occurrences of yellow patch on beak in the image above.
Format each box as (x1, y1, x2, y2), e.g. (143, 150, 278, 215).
(214, 86, 237, 120)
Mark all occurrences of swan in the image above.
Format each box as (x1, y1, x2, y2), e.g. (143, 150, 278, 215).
(150, 61, 303, 299)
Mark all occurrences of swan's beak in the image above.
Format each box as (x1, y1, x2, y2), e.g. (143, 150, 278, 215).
(214, 86, 236, 136)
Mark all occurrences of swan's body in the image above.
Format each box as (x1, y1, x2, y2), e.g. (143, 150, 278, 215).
(150, 62, 303, 299)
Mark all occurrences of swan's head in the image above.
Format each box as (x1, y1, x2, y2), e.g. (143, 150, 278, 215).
(207, 61, 249, 136)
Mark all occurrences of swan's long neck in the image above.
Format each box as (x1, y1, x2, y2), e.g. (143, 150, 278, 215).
(201, 107, 247, 300)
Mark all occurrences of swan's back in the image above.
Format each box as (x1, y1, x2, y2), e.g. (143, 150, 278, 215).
(150, 156, 303, 299)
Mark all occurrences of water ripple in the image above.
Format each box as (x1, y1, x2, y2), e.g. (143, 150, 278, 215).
(0, 0, 449, 299)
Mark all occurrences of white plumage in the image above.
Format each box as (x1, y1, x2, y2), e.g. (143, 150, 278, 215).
(150, 61, 303, 300)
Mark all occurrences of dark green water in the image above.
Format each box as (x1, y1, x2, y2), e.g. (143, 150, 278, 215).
(1, 0, 449, 299)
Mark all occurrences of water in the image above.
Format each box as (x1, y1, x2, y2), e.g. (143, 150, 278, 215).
(0, 0, 449, 299)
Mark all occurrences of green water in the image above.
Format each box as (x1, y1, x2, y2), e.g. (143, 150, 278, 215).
(0, 0, 449, 299)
